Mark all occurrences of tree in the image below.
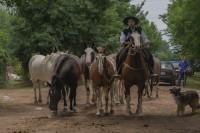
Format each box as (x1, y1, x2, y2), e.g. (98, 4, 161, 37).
(160, 0, 200, 60)
(2, 0, 163, 76)
(0, 9, 11, 88)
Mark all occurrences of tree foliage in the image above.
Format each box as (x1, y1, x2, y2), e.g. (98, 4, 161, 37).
(160, 0, 200, 59)
(0, 9, 11, 88)
(2, 0, 163, 75)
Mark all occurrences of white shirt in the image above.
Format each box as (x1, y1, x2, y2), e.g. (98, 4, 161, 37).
(120, 27, 149, 45)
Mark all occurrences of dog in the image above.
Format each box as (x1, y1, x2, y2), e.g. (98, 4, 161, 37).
(170, 87, 200, 116)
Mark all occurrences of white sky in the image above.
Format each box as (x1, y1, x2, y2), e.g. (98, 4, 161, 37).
(131, 0, 171, 41)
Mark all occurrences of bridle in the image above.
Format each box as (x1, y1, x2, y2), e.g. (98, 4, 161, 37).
(123, 34, 146, 71)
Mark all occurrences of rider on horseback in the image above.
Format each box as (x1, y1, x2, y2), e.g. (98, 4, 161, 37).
(116, 16, 154, 76)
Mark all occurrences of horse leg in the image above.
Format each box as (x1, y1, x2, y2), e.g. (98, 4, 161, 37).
(38, 81, 42, 103)
(150, 78, 153, 97)
(46, 83, 51, 104)
(95, 86, 101, 116)
(33, 81, 38, 104)
(91, 80, 97, 104)
(110, 84, 115, 114)
(85, 79, 90, 106)
(124, 83, 132, 116)
(120, 80, 124, 104)
(115, 80, 120, 105)
(136, 83, 145, 115)
(99, 87, 104, 115)
(70, 83, 78, 113)
(62, 88, 68, 112)
(156, 78, 160, 98)
(104, 87, 109, 115)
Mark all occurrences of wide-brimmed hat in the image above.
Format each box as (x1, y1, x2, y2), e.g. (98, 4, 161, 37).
(123, 16, 139, 25)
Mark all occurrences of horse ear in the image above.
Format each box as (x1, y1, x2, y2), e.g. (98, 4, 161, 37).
(91, 42, 95, 49)
(102, 48, 106, 54)
(53, 47, 58, 53)
(93, 46, 98, 53)
(84, 42, 87, 48)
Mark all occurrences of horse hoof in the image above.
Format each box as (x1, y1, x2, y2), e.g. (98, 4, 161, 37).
(34, 101, 39, 104)
(63, 108, 68, 112)
(86, 103, 90, 108)
(96, 112, 100, 116)
(69, 110, 74, 114)
(110, 110, 115, 114)
(120, 99, 124, 104)
(104, 112, 109, 116)
(156, 95, 159, 98)
(74, 108, 78, 113)
(126, 111, 133, 116)
(51, 111, 57, 118)
(100, 109, 104, 116)
(38, 100, 42, 103)
(115, 102, 120, 106)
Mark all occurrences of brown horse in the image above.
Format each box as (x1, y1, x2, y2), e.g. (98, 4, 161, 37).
(90, 48, 115, 116)
(144, 57, 161, 98)
(121, 32, 148, 116)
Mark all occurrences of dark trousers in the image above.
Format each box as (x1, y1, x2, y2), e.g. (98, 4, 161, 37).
(178, 71, 187, 87)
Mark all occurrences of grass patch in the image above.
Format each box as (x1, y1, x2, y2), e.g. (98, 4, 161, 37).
(185, 72, 200, 90)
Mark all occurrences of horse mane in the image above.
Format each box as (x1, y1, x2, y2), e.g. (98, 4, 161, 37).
(103, 57, 115, 81)
(51, 54, 71, 91)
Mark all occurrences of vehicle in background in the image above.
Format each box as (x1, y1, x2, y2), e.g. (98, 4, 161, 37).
(171, 61, 194, 77)
(160, 61, 176, 85)
(170, 61, 179, 78)
(193, 63, 200, 72)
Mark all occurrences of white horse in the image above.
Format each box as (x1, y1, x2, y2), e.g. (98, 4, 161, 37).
(29, 52, 65, 104)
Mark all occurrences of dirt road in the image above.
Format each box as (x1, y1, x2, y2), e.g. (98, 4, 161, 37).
(0, 83, 200, 133)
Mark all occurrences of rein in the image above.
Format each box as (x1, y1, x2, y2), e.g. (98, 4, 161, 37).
(124, 46, 146, 71)
(123, 62, 146, 71)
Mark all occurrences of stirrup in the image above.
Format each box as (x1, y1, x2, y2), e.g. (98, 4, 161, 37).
(150, 74, 158, 77)
(113, 74, 121, 78)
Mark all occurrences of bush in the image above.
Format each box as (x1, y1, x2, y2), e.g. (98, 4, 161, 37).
(0, 48, 9, 88)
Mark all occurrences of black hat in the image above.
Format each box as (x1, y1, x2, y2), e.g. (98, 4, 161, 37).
(123, 16, 139, 25)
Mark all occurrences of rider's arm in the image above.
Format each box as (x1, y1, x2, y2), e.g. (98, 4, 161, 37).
(141, 30, 150, 48)
(185, 62, 190, 72)
(141, 30, 150, 44)
(120, 32, 129, 46)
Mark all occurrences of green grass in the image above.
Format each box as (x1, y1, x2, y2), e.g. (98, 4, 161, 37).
(185, 72, 200, 90)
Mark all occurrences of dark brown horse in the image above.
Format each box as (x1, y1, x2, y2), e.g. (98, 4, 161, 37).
(144, 57, 161, 98)
(121, 32, 148, 116)
(49, 54, 82, 115)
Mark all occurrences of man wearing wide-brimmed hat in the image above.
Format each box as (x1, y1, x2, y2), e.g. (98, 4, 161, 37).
(116, 16, 154, 75)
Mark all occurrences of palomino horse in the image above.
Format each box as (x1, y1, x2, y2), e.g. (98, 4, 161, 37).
(80, 45, 97, 105)
(121, 32, 148, 116)
(90, 48, 115, 116)
(49, 54, 82, 114)
(144, 57, 161, 98)
(29, 51, 65, 104)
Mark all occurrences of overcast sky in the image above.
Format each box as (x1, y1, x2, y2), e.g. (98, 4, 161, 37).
(131, 0, 171, 41)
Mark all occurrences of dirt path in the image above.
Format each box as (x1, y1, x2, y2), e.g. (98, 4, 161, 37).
(0, 83, 200, 133)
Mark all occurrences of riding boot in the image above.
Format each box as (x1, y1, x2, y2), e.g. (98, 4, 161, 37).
(142, 48, 154, 75)
(115, 47, 129, 77)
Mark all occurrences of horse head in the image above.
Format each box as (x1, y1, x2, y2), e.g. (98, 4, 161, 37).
(85, 46, 96, 66)
(130, 32, 141, 49)
(49, 75, 63, 111)
(95, 47, 106, 74)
